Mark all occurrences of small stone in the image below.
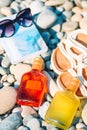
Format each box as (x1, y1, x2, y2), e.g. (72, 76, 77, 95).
(43, 123, 56, 130)
(72, 7, 82, 14)
(0, 113, 22, 130)
(0, 7, 12, 16)
(38, 101, 50, 119)
(56, 32, 64, 39)
(37, 127, 46, 130)
(7, 74, 15, 84)
(14, 81, 20, 89)
(43, 71, 59, 97)
(79, 18, 87, 29)
(72, 117, 81, 125)
(0, 67, 8, 75)
(26, 118, 40, 129)
(18, 126, 29, 130)
(10, 63, 31, 82)
(23, 114, 34, 126)
(0, 86, 17, 114)
(10, 1, 20, 13)
(45, 0, 66, 6)
(55, 7, 64, 15)
(48, 70, 55, 79)
(46, 94, 52, 102)
(76, 123, 86, 129)
(30, 1, 44, 15)
(0, 43, 4, 54)
(0, 14, 4, 18)
(63, 1, 74, 11)
(81, 1, 87, 9)
(63, 11, 72, 20)
(10, 1, 19, 8)
(74, 0, 82, 7)
(48, 38, 58, 46)
(71, 14, 82, 22)
(41, 49, 52, 61)
(50, 127, 60, 130)
(1, 74, 8, 83)
(62, 21, 78, 33)
(15, 0, 22, 3)
(52, 23, 61, 32)
(20, 1, 29, 9)
(41, 31, 51, 43)
(45, 60, 51, 70)
(36, 9, 57, 29)
(21, 106, 38, 118)
(1, 55, 11, 68)
(3, 82, 10, 87)
(0, 0, 13, 8)
(12, 107, 22, 113)
(82, 103, 87, 125)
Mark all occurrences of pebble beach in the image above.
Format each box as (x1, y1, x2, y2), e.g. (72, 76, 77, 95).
(0, 0, 87, 130)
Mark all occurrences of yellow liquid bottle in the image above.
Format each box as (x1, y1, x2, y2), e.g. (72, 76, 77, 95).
(45, 77, 80, 130)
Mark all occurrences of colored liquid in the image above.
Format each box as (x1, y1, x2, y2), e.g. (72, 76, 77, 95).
(45, 90, 80, 130)
(17, 69, 48, 107)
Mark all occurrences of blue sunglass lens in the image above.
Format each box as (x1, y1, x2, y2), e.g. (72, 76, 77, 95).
(18, 17, 32, 27)
(17, 8, 32, 27)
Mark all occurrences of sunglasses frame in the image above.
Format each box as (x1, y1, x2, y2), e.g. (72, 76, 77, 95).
(0, 8, 32, 38)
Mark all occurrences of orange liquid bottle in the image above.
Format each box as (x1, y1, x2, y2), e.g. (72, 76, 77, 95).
(17, 57, 48, 107)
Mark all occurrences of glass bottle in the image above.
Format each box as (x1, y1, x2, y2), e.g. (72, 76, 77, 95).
(45, 77, 80, 130)
(17, 57, 48, 107)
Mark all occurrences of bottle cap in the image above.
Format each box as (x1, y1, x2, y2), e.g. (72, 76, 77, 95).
(32, 57, 44, 71)
(67, 77, 80, 93)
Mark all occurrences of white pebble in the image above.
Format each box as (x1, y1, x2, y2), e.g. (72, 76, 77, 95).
(79, 18, 87, 29)
(43, 71, 59, 97)
(76, 122, 86, 129)
(26, 118, 40, 129)
(21, 106, 38, 118)
(45, 0, 66, 6)
(23, 114, 34, 126)
(63, 1, 74, 11)
(0, 0, 12, 8)
(10, 63, 31, 83)
(56, 32, 64, 39)
(20, 1, 29, 9)
(30, 1, 44, 15)
(3, 82, 10, 87)
(36, 9, 57, 29)
(10, 1, 20, 13)
(12, 107, 22, 113)
(38, 101, 50, 119)
(1, 74, 8, 83)
(0, 7, 12, 16)
(18, 126, 29, 130)
(81, 0, 87, 9)
(0, 86, 17, 114)
(7, 74, 15, 84)
(1, 55, 11, 68)
(52, 23, 61, 32)
(82, 102, 87, 125)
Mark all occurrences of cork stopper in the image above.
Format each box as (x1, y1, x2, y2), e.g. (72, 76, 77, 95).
(32, 57, 44, 71)
(67, 77, 80, 93)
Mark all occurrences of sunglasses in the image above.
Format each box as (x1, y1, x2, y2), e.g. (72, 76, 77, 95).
(0, 8, 32, 38)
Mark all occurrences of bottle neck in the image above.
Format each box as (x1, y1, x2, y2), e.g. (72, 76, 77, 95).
(32, 57, 44, 71)
(66, 77, 80, 93)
